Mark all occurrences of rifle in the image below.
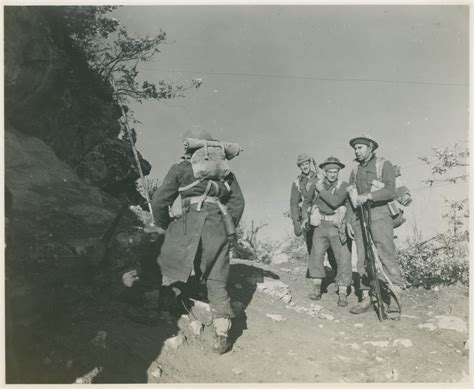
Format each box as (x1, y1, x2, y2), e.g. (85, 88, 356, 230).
(359, 202, 386, 321)
(359, 202, 402, 320)
(311, 158, 325, 181)
(110, 78, 154, 225)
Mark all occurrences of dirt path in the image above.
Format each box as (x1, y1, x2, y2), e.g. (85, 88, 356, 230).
(6, 259, 470, 384)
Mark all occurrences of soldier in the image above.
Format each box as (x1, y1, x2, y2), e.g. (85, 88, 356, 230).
(150, 129, 245, 354)
(302, 157, 352, 307)
(346, 135, 403, 314)
(289, 153, 318, 252)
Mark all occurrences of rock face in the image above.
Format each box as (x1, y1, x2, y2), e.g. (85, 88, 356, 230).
(4, 6, 150, 201)
(5, 127, 120, 269)
(4, 7, 157, 349)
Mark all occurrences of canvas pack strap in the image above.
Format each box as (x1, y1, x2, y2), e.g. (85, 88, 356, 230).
(351, 157, 386, 184)
(178, 180, 201, 193)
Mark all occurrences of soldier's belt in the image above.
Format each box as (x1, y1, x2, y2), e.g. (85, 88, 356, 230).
(188, 196, 219, 205)
(320, 214, 338, 222)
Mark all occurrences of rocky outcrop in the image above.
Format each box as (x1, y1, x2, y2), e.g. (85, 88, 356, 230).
(4, 6, 157, 334)
(4, 6, 150, 201)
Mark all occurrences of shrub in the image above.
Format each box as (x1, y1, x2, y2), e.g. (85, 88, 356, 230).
(280, 234, 308, 262)
(398, 232, 469, 289)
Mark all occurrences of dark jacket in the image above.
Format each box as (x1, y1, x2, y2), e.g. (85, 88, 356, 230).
(346, 154, 397, 224)
(151, 160, 245, 282)
(304, 178, 349, 217)
(289, 171, 318, 224)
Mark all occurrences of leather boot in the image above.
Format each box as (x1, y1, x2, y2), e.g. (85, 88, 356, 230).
(212, 317, 231, 354)
(350, 296, 372, 314)
(308, 284, 322, 300)
(337, 293, 348, 307)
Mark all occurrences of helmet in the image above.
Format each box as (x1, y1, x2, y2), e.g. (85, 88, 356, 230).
(349, 134, 379, 151)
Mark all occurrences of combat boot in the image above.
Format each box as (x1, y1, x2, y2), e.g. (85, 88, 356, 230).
(308, 279, 322, 300)
(350, 291, 372, 314)
(212, 317, 231, 354)
(337, 293, 348, 307)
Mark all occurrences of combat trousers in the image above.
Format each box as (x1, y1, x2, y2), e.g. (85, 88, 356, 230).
(353, 214, 403, 290)
(162, 235, 235, 320)
(304, 226, 313, 254)
(307, 221, 352, 288)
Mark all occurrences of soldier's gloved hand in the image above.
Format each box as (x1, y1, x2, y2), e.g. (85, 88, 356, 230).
(346, 223, 355, 240)
(293, 221, 303, 237)
(356, 193, 372, 205)
(301, 218, 309, 231)
(122, 270, 139, 288)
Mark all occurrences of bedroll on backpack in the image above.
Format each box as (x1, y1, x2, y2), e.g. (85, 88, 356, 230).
(184, 138, 243, 180)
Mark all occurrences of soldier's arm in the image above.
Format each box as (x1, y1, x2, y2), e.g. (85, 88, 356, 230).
(318, 181, 349, 209)
(302, 183, 316, 219)
(290, 182, 302, 223)
(345, 171, 356, 225)
(371, 160, 397, 202)
(151, 163, 181, 229)
(225, 173, 245, 225)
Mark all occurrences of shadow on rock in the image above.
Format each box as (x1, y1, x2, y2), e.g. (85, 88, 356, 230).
(227, 262, 280, 349)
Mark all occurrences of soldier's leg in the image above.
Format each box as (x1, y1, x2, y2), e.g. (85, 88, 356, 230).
(350, 224, 372, 314)
(308, 224, 330, 300)
(203, 236, 234, 354)
(327, 226, 352, 307)
(305, 226, 314, 254)
(371, 217, 403, 287)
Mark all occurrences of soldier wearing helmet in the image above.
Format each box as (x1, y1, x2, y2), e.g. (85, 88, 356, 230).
(346, 135, 403, 315)
(302, 156, 352, 307)
(149, 128, 245, 353)
(289, 153, 318, 252)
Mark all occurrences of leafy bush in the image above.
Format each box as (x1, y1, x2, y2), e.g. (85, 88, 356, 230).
(399, 232, 469, 289)
(280, 234, 308, 262)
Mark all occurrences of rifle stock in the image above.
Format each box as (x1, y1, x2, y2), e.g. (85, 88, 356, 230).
(359, 203, 387, 321)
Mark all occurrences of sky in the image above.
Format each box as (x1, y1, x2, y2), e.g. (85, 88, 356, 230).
(113, 5, 469, 243)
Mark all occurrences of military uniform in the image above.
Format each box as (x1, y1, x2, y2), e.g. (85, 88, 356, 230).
(151, 159, 245, 320)
(304, 177, 352, 290)
(347, 154, 403, 290)
(290, 169, 318, 252)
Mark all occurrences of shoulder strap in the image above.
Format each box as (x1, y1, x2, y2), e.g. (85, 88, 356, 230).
(351, 166, 357, 184)
(330, 179, 343, 194)
(375, 157, 386, 181)
(294, 177, 301, 192)
(178, 179, 201, 193)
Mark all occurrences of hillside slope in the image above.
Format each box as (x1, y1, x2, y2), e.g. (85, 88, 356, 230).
(7, 258, 469, 384)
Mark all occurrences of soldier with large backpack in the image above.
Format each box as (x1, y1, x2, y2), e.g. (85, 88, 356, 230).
(150, 129, 245, 354)
(346, 135, 403, 315)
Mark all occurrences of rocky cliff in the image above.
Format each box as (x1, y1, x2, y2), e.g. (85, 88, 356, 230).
(4, 7, 158, 372)
(4, 6, 151, 201)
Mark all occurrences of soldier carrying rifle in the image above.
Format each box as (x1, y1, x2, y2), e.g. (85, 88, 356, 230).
(290, 153, 319, 252)
(346, 135, 403, 316)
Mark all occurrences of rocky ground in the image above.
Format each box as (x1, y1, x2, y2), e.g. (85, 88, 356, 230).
(5, 258, 470, 384)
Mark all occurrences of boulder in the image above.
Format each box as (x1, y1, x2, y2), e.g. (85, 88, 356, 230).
(256, 278, 292, 304)
(270, 252, 290, 265)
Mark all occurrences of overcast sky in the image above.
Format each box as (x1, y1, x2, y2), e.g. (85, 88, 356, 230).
(113, 5, 469, 242)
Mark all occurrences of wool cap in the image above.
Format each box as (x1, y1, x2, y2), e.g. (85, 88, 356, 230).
(296, 153, 311, 166)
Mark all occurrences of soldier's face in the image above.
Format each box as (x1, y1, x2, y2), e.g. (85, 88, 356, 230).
(353, 144, 372, 162)
(326, 169, 339, 183)
(299, 161, 311, 174)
